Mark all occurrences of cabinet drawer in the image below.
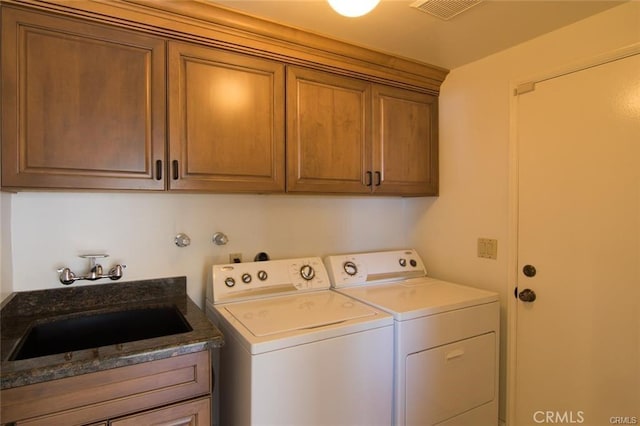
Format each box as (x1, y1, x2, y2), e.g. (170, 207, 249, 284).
(1, 351, 210, 425)
(110, 396, 211, 426)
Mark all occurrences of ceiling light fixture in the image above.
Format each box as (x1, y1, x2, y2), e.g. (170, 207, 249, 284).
(328, 0, 380, 17)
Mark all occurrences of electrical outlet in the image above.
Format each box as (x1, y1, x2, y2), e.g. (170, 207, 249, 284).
(478, 238, 498, 260)
(229, 253, 242, 263)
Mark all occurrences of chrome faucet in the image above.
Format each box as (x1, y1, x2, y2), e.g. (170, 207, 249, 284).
(57, 254, 126, 285)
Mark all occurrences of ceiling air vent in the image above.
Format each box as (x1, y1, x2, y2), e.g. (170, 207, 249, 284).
(410, 0, 483, 20)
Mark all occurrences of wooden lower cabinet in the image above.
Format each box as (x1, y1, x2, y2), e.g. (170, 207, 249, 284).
(0, 351, 212, 426)
(110, 397, 210, 426)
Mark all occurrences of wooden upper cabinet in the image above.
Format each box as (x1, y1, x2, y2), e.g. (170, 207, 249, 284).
(287, 66, 372, 194)
(373, 85, 439, 196)
(1, 2, 442, 195)
(1, 8, 166, 190)
(168, 41, 285, 192)
(287, 66, 438, 195)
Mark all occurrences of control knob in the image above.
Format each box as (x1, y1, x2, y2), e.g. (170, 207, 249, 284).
(343, 261, 358, 276)
(224, 277, 236, 288)
(299, 264, 315, 281)
(399, 258, 407, 267)
(242, 273, 252, 284)
(257, 270, 268, 281)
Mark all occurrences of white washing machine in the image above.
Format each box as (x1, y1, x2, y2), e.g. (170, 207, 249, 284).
(325, 249, 500, 426)
(206, 257, 394, 426)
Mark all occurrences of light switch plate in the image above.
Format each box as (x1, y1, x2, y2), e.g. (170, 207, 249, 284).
(478, 238, 498, 260)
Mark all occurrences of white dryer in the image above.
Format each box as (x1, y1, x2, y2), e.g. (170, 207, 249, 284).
(325, 249, 500, 426)
(206, 257, 394, 426)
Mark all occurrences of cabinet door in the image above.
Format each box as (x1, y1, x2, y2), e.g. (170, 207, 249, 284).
(373, 85, 438, 196)
(110, 397, 211, 426)
(287, 66, 372, 193)
(1, 7, 166, 190)
(168, 42, 285, 192)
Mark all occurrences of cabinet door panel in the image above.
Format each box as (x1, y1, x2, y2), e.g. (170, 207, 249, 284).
(287, 66, 371, 193)
(1, 8, 166, 190)
(169, 42, 285, 192)
(373, 85, 438, 196)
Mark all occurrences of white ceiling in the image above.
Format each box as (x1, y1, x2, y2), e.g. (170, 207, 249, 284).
(211, 0, 626, 69)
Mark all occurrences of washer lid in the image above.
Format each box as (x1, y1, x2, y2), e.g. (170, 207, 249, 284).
(337, 277, 499, 321)
(224, 291, 377, 337)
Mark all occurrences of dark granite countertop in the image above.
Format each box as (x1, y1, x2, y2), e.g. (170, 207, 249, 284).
(0, 277, 224, 390)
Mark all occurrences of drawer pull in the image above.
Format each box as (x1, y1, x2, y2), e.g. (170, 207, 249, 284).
(445, 349, 465, 361)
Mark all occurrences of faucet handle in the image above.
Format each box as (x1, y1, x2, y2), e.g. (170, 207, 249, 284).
(57, 267, 77, 285)
(108, 264, 127, 280)
(79, 254, 108, 263)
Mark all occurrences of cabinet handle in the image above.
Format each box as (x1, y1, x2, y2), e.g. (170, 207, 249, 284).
(375, 171, 381, 186)
(366, 171, 372, 187)
(155, 160, 162, 180)
(172, 160, 179, 180)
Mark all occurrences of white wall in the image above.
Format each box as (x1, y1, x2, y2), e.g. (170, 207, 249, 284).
(7, 192, 412, 307)
(0, 193, 12, 303)
(408, 2, 640, 423)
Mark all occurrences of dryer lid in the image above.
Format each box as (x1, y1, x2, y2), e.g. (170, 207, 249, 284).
(224, 291, 377, 337)
(337, 277, 499, 321)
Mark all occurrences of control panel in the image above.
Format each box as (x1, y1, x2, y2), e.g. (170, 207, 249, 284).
(324, 249, 427, 288)
(212, 257, 330, 303)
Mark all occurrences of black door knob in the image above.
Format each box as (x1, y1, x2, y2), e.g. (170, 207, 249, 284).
(518, 288, 537, 302)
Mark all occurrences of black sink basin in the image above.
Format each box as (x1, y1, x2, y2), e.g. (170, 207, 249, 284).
(11, 305, 192, 360)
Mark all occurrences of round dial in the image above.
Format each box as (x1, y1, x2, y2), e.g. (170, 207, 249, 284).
(299, 265, 316, 281)
(257, 270, 268, 281)
(241, 273, 252, 284)
(224, 277, 236, 288)
(343, 261, 358, 276)
(399, 258, 407, 267)
(410, 259, 417, 267)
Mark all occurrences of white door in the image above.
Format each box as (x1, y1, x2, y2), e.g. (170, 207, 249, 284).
(515, 53, 640, 425)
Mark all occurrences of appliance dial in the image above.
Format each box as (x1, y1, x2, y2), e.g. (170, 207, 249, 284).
(299, 265, 315, 281)
(343, 261, 358, 276)
(224, 277, 236, 288)
(241, 273, 252, 284)
(257, 270, 268, 281)
(399, 258, 407, 267)
(410, 259, 417, 267)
